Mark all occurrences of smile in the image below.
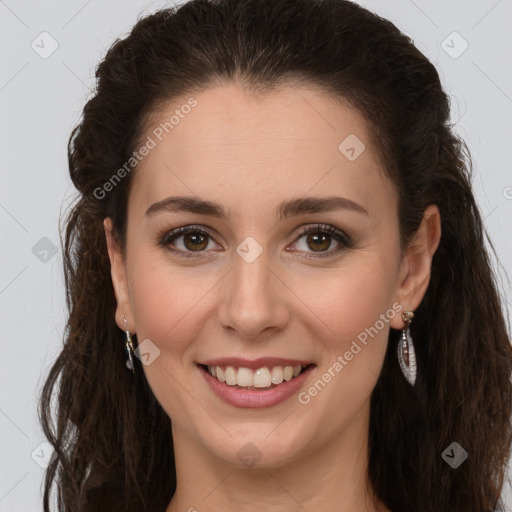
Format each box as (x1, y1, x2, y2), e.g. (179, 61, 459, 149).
(197, 359, 316, 408)
(203, 364, 310, 390)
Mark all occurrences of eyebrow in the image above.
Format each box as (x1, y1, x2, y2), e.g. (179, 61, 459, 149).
(145, 195, 370, 220)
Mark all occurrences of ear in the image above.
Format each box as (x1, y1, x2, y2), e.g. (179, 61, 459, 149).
(103, 217, 135, 333)
(390, 204, 442, 329)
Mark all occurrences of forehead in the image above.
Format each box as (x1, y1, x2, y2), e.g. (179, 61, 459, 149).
(129, 82, 393, 216)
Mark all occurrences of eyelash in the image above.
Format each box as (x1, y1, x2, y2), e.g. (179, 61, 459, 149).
(157, 223, 352, 260)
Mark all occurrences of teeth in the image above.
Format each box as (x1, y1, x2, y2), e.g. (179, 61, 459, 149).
(206, 364, 307, 388)
(283, 366, 294, 381)
(225, 366, 237, 385)
(253, 368, 272, 388)
(237, 367, 253, 387)
(271, 366, 283, 384)
(215, 366, 226, 383)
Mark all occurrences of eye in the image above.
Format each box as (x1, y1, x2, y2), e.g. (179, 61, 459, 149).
(158, 225, 219, 259)
(158, 223, 352, 260)
(289, 224, 351, 259)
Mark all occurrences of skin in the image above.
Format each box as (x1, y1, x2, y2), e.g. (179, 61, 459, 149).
(104, 82, 441, 512)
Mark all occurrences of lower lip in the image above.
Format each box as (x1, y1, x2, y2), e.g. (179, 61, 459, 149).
(199, 365, 315, 408)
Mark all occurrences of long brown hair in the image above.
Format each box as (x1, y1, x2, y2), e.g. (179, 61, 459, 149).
(38, 1, 512, 510)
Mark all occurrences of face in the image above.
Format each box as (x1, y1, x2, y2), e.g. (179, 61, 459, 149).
(105, 82, 437, 470)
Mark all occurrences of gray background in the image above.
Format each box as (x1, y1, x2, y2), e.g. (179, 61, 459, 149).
(0, 0, 511, 510)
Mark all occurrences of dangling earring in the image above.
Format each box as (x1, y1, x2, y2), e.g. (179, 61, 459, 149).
(122, 315, 136, 374)
(398, 311, 417, 386)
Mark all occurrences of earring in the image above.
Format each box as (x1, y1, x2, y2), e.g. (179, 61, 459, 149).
(122, 315, 136, 374)
(398, 311, 417, 386)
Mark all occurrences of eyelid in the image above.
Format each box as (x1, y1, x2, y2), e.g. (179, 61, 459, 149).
(158, 223, 351, 259)
(289, 223, 352, 259)
(157, 224, 220, 256)
(293, 223, 351, 246)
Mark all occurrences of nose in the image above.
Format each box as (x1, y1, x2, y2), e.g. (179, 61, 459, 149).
(216, 246, 291, 340)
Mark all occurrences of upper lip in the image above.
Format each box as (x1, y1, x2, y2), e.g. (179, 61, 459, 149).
(199, 357, 314, 370)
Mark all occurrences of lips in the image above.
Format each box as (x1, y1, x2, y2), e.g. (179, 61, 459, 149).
(199, 363, 315, 408)
(197, 357, 316, 408)
(197, 358, 314, 388)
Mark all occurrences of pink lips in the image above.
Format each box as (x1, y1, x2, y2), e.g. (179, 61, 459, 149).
(198, 362, 315, 408)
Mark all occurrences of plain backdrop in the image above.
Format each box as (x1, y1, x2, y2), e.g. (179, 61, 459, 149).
(0, 0, 511, 510)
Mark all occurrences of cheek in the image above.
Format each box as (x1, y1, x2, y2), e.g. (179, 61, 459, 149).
(128, 261, 212, 353)
(303, 252, 399, 398)
(126, 252, 217, 419)
(312, 255, 398, 341)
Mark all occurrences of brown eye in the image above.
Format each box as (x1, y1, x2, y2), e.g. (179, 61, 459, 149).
(159, 226, 217, 258)
(305, 231, 332, 252)
(159, 223, 351, 260)
(291, 224, 352, 259)
(182, 232, 209, 251)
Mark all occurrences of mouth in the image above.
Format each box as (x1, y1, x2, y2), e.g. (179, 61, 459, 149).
(197, 362, 315, 391)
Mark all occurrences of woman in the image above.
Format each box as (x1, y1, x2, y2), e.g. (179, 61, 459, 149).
(38, 0, 512, 511)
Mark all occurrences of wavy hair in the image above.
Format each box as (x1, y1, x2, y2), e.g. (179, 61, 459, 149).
(38, 0, 512, 510)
